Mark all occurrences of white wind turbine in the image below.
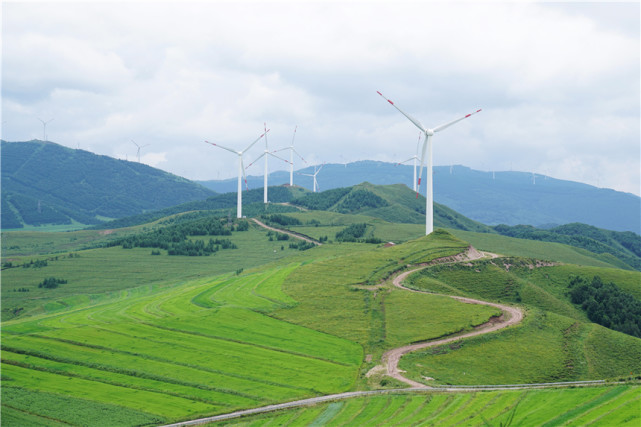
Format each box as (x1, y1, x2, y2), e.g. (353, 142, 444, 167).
(37, 117, 54, 141)
(377, 91, 481, 235)
(273, 126, 307, 186)
(396, 132, 422, 192)
(131, 140, 150, 163)
(245, 123, 291, 203)
(300, 164, 324, 193)
(205, 130, 268, 218)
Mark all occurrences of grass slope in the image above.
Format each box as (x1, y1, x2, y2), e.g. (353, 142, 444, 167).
(204, 386, 641, 426)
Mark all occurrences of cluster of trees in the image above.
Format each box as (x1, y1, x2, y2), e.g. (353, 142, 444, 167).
(291, 188, 351, 211)
(38, 277, 67, 289)
(335, 189, 389, 213)
(493, 224, 641, 271)
(569, 275, 641, 338)
(288, 241, 316, 251)
(110, 216, 238, 256)
(266, 230, 290, 241)
(260, 214, 301, 227)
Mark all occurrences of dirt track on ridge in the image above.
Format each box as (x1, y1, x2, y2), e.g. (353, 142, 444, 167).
(380, 247, 524, 388)
(251, 218, 321, 245)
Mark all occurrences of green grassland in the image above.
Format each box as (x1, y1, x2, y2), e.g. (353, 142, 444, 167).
(203, 386, 640, 426)
(449, 228, 633, 269)
(3, 207, 641, 426)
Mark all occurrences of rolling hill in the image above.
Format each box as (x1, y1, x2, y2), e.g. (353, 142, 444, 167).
(198, 161, 641, 233)
(1, 140, 215, 229)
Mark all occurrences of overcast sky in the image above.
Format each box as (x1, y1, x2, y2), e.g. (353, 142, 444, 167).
(2, 1, 640, 195)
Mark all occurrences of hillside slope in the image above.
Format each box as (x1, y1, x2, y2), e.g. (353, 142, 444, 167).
(1, 140, 214, 228)
(198, 161, 641, 233)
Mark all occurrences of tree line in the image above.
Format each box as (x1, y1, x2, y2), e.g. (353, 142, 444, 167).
(569, 275, 641, 338)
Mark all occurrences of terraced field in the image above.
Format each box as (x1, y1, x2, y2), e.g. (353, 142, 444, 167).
(1, 264, 363, 425)
(200, 386, 640, 426)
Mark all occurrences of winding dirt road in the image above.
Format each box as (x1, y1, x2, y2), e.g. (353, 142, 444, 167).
(380, 247, 524, 388)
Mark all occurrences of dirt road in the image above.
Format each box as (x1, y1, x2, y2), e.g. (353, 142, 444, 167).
(381, 247, 524, 388)
(251, 218, 321, 245)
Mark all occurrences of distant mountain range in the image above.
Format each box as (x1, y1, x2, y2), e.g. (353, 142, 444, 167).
(3, 141, 639, 236)
(1, 140, 214, 228)
(198, 161, 641, 234)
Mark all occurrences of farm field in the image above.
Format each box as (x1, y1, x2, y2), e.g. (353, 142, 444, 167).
(202, 385, 641, 426)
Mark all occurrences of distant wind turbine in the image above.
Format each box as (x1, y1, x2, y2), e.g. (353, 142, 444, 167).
(395, 132, 422, 192)
(245, 123, 291, 203)
(273, 126, 307, 186)
(131, 140, 150, 163)
(377, 90, 481, 235)
(300, 164, 324, 193)
(205, 130, 267, 218)
(37, 117, 54, 141)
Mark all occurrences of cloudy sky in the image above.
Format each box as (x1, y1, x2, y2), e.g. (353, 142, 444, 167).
(2, 1, 640, 195)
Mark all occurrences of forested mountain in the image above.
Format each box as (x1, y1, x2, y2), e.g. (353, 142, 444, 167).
(198, 161, 641, 233)
(1, 140, 214, 228)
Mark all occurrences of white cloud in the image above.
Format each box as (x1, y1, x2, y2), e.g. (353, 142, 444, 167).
(2, 1, 639, 196)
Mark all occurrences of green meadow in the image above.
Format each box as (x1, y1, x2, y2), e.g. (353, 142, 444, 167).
(2, 209, 640, 426)
(204, 386, 640, 426)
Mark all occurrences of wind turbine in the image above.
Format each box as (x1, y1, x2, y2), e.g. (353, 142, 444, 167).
(205, 130, 268, 218)
(395, 132, 422, 192)
(300, 163, 324, 193)
(245, 123, 291, 203)
(377, 91, 481, 235)
(37, 118, 54, 141)
(131, 140, 150, 163)
(273, 126, 307, 186)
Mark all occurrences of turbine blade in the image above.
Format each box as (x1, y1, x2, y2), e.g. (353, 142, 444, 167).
(317, 163, 325, 173)
(246, 152, 266, 168)
(240, 158, 249, 190)
(433, 109, 482, 133)
(292, 148, 307, 163)
(396, 156, 416, 166)
(416, 134, 430, 197)
(377, 91, 427, 132)
(242, 129, 270, 153)
(205, 141, 240, 155)
(268, 152, 291, 164)
(291, 125, 297, 145)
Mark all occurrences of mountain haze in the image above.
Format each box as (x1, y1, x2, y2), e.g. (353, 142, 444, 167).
(198, 161, 641, 234)
(1, 140, 214, 228)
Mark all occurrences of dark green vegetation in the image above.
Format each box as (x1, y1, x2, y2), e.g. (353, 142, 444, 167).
(198, 161, 641, 233)
(2, 182, 640, 425)
(1, 140, 214, 229)
(494, 223, 641, 270)
(569, 276, 641, 338)
(204, 386, 640, 426)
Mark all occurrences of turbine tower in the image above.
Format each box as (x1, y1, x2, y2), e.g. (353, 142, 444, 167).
(300, 164, 324, 193)
(131, 140, 150, 163)
(377, 91, 481, 235)
(37, 118, 54, 141)
(245, 123, 290, 203)
(396, 132, 422, 192)
(273, 126, 307, 186)
(205, 130, 268, 218)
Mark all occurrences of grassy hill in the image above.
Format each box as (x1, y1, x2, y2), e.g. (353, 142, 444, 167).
(2, 205, 640, 425)
(1, 140, 215, 229)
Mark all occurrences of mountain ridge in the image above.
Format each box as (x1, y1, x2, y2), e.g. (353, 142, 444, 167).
(198, 160, 641, 233)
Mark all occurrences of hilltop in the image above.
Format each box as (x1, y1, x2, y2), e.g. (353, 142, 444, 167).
(1, 140, 214, 229)
(198, 161, 641, 233)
